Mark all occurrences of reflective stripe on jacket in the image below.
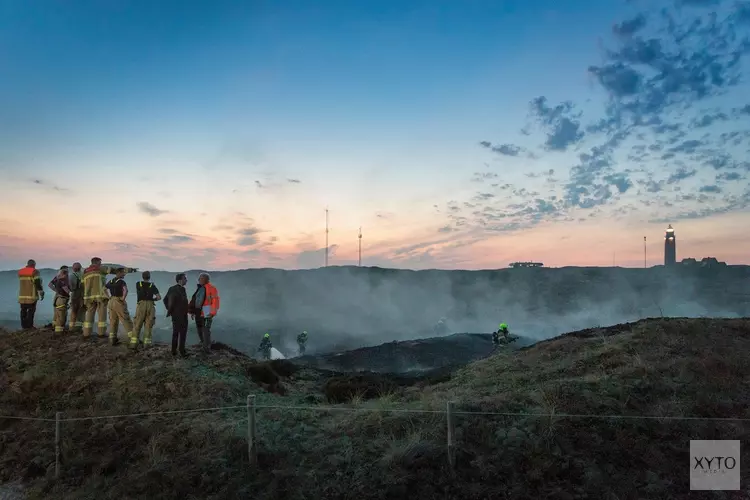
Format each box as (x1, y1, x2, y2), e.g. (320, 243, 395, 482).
(83, 264, 134, 301)
(18, 266, 42, 304)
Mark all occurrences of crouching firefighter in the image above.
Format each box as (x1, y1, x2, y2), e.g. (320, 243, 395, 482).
(297, 330, 308, 356)
(131, 271, 161, 349)
(258, 333, 272, 360)
(48, 267, 71, 336)
(105, 268, 135, 346)
(492, 323, 509, 347)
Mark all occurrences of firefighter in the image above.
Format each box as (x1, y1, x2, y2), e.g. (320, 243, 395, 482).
(106, 276, 120, 337)
(18, 259, 44, 329)
(297, 330, 308, 355)
(258, 333, 272, 360)
(82, 257, 137, 340)
(492, 323, 509, 346)
(105, 268, 134, 347)
(48, 267, 71, 336)
(188, 272, 220, 354)
(131, 271, 161, 349)
(68, 262, 85, 332)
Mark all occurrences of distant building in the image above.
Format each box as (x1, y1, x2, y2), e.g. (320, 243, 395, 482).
(509, 262, 544, 268)
(680, 257, 727, 268)
(664, 224, 676, 266)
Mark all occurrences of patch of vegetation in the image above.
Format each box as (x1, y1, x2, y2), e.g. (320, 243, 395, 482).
(1, 317, 749, 499)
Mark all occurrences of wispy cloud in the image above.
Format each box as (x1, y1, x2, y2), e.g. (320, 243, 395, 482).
(137, 202, 168, 217)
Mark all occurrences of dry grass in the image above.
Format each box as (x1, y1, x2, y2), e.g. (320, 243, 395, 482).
(1, 318, 750, 499)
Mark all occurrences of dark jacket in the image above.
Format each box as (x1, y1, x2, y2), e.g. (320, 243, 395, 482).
(164, 284, 189, 318)
(188, 284, 203, 315)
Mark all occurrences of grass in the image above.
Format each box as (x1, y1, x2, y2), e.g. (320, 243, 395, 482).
(1, 317, 750, 499)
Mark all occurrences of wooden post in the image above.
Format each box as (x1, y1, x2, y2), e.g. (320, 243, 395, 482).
(446, 401, 455, 470)
(247, 395, 257, 466)
(55, 411, 61, 479)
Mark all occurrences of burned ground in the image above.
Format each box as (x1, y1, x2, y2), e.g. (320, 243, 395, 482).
(295, 332, 521, 373)
(0, 317, 749, 499)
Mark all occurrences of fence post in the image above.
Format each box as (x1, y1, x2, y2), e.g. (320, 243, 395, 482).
(247, 395, 257, 466)
(55, 411, 61, 479)
(446, 401, 455, 470)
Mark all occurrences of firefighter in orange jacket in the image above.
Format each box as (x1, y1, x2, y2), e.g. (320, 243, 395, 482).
(82, 257, 137, 340)
(18, 259, 44, 329)
(188, 272, 220, 354)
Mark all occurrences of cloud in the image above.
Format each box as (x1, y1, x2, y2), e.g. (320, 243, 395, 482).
(287, 178, 301, 184)
(159, 228, 179, 235)
(237, 226, 262, 247)
(528, 96, 585, 151)
(716, 172, 744, 182)
(489, 143, 521, 156)
(698, 184, 722, 194)
(667, 166, 697, 184)
(30, 178, 68, 193)
(137, 202, 168, 217)
(471, 172, 499, 183)
(437, 225, 457, 233)
(612, 14, 647, 37)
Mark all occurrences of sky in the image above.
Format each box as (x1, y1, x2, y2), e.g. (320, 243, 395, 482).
(1, 0, 749, 271)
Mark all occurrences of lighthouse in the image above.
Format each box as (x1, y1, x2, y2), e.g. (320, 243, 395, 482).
(664, 224, 676, 266)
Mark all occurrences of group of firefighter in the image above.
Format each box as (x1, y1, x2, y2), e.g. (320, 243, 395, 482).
(17, 257, 310, 359)
(17, 257, 220, 357)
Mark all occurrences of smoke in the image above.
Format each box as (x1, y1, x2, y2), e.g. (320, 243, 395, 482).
(0, 266, 748, 357)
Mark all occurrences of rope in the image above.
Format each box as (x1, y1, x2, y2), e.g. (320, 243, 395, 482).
(0, 415, 56, 422)
(59, 405, 248, 422)
(254, 404, 444, 414)
(2, 403, 749, 423)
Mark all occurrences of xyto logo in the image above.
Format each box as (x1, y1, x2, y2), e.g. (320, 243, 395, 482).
(693, 456, 737, 474)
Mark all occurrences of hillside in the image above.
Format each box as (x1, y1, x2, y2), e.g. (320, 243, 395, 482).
(1, 265, 749, 357)
(1, 317, 749, 499)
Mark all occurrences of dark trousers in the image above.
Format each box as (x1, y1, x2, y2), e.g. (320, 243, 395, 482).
(20, 303, 37, 329)
(195, 315, 213, 352)
(171, 315, 188, 354)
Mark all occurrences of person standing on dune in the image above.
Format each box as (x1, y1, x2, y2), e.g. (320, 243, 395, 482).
(68, 262, 85, 333)
(18, 259, 44, 329)
(188, 272, 220, 354)
(131, 271, 161, 349)
(48, 267, 71, 336)
(106, 267, 135, 347)
(82, 257, 137, 340)
(164, 273, 189, 357)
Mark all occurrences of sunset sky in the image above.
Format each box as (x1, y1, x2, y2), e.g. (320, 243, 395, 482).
(1, 0, 749, 271)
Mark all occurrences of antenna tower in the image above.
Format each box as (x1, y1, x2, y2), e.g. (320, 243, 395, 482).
(643, 236, 647, 268)
(325, 208, 329, 267)
(358, 227, 362, 266)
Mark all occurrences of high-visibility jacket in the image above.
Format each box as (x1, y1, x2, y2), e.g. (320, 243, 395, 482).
(83, 264, 136, 301)
(18, 266, 43, 304)
(199, 282, 220, 317)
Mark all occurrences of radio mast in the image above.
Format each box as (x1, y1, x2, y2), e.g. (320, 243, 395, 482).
(358, 226, 362, 266)
(325, 207, 329, 267)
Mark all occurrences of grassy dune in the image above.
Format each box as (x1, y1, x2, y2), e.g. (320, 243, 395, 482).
(1, 317, 749, 499)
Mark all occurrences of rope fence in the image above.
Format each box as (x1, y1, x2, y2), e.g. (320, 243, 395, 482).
(2, 398, 749, 479)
